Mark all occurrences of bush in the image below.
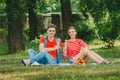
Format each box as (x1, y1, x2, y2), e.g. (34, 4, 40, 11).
(0, 2, 6, 14)
(98, 21, 119, 48)
(0, 14, 7, 28)
(72, 20, 96, 42)
(0, 28, 8, 43)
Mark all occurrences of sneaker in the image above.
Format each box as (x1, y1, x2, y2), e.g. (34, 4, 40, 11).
(21, 59, 31, 66)
(107, 62, 113, 65)
(100, 60, 113, 65)
(31, 62, 41, 66)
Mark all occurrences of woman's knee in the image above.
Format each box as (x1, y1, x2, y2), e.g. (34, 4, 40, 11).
(81, 48, 87, 52)
(82, 49, 90, 55)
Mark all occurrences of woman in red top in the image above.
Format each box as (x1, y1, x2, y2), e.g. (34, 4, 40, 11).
(63, 26, 111, 65)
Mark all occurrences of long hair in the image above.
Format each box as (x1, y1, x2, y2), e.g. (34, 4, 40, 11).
(66, 26, 78, 39)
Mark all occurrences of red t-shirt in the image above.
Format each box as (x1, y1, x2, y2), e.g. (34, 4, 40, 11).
(65, 39, 88, 59)
(39, 37, 62, 59)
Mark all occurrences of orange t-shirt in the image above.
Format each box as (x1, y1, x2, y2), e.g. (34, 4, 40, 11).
(39, 37, 62, 59)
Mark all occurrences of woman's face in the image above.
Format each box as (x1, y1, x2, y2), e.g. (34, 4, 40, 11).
(68, 28, 77, 39)
(47, 28, 56, 38)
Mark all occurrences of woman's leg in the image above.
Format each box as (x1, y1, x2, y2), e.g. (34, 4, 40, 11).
(72, 51, 88, 64)
(73, 50, 88, 61)
(90, 51, 104, 61)
(73, 49, 103, 64)
(90, 51, 110, 64)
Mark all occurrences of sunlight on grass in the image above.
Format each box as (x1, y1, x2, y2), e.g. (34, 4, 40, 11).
(0, 40, 120, 80)
(0, 64, 120, 80)
(89, 40, 120, 49)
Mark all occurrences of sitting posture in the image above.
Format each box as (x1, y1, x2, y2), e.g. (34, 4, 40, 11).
(22, 24, 62, 66)
(63, 26, 111, 65)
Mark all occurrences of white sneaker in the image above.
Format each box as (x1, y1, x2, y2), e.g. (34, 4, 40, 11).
(21, 59, 31, 66)
(31, 62, 41, 66)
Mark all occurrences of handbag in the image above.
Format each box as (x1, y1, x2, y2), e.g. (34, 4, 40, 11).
(73, 58, 86, 66)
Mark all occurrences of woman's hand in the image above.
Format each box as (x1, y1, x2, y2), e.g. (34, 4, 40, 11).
(62, 53, 67, 57)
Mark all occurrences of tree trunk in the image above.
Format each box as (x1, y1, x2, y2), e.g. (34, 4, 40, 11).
(6, 0, 25, 53)
(28, 0, 38, 40)
(60, 0, 72, 39)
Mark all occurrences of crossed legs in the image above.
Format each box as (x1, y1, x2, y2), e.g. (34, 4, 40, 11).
(28, 49, 56, 64)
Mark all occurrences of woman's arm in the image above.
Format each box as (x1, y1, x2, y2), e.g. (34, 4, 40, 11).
(62, 40, 68, 57)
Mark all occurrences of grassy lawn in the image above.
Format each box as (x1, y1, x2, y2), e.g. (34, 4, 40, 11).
(0, 42, 120, 80)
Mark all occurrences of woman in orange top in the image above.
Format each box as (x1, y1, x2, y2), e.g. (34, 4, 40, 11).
(63, 26, 111, 65)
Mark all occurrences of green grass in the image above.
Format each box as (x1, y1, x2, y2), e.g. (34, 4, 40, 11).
(0, 42, 120, 80)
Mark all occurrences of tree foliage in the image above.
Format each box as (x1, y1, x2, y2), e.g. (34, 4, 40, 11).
(71, 0, 120, 48)
(36, 0, 61, 13)
(0, 0, 6, 14)
(0, 0, 120, 53)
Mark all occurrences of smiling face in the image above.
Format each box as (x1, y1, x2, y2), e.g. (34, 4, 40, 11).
(68, 28, 77, 39)
(47, 28, 56, 38)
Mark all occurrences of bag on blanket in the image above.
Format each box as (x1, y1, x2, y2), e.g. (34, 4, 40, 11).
(73, 58, 86, 66)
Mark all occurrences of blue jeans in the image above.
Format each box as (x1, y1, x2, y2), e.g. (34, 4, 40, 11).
(28, 49, 56, 64)
(69, 58, 73, 64)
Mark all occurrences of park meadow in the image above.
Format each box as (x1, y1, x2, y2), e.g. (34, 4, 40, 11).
(0, 0, 120, 80)
(0, 40, 120, 80)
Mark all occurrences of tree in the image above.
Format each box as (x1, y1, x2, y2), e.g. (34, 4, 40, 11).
(0, 0, 6, 14)
(99, 0, 120, 48)
(6, 0, 25, 53)
(27, 0, 38, 40)
(60, 0, 72, 39)
(73, 0, 120, 48)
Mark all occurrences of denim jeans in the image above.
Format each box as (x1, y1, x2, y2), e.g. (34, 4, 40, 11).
(69, 58, 73, 64)
(28, 49, 56, 64)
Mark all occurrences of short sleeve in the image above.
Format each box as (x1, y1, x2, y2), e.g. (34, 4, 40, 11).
(79, 39, 88, 48)
(39, 37, 44, 44)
